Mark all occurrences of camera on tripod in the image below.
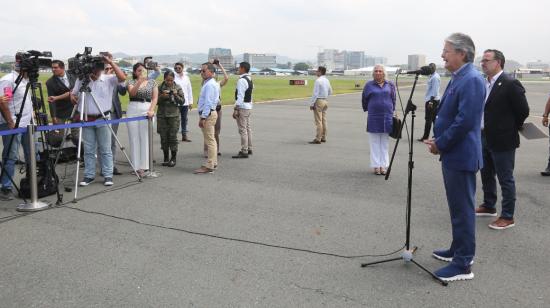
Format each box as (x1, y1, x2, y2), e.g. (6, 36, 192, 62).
(16, 50, 52, 81)
(67, 47, 105, 80)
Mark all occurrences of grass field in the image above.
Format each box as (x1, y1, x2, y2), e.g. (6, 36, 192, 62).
(0, 72, 439, 118)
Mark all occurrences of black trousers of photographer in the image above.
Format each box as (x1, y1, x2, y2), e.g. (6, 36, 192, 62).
(420, 100, 439, 140)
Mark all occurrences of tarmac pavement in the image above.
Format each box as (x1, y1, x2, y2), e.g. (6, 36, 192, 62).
(0, 80, 549, 307)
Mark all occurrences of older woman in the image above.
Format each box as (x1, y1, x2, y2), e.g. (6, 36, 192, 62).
(362, 64, 396, 175)
(126, 62, 158, 177)
(157, 71, 184, 167)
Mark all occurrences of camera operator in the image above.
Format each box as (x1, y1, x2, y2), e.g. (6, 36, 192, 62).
(0, 53, 34, 200)
(46, 60, 76, 124)
(143, 57, 160, 80)
(101, 53, 127, 176)
(70, 55, 126, 187)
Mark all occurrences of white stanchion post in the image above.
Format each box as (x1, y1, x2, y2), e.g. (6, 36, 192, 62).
(145, 117, 160, 178)
(17, 125, 51, 212)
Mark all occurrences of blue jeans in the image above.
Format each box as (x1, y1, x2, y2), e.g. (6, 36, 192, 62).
(442, 166, 476, 269)
(82, 120, 112, 179)
(1, 123, 30, 190)
(481, 136, 517, 219)
(180, 105, 189, 134)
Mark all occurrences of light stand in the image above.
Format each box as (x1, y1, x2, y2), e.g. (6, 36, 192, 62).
(360, 73, 448, 286)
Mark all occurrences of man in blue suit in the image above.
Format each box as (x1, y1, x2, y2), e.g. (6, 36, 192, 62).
(424, 33, 485, 282)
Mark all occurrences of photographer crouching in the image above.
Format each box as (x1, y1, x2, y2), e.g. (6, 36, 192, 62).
(70, 53, 126, 187)
(0, 53, 34, 200)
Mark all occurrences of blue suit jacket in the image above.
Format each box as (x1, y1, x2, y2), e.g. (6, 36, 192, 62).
(434, 63, 486, 172)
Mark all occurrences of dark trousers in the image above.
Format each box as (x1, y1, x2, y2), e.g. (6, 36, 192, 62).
(421, 100, 439, 139)
(442, 166, 476, 269)
(480, 134, 517, 219)
(180, 105, 189, 134)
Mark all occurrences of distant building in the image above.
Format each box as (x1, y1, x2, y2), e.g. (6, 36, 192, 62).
(364, 55, 387, 67)
(243, 53, 276, 69)
(317, 49, 351, 71)
(527, 60, 550, 70)
(408, 54, 426, 70)
(208, 48, 234, 69)
(346, 51, 365, 69)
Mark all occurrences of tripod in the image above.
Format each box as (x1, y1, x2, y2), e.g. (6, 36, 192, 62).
(360, 73, 448, 286)
(70, 76, 140, 201)
(0, 70, 61, 207)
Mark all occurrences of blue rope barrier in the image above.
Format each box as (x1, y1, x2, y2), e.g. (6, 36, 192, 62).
(35, 116, 149, 132)
(0, 127, 28, 136)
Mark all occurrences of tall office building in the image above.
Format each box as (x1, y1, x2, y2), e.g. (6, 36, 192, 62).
(243, 53, 277, 69)
(365, 55, 388, 67)
(208, 48, 234, 69)
(347, 51, 365, 69)
(408, 54, 427, 70)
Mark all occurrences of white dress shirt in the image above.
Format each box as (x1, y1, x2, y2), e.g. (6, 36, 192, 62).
(235, 74, 253, 110)
(0, 71, 33, 127)
(174, 72, 193, 106)
(310, 75, 332, 106)
(482, 70, 504, 129)
(72, 74, 119, 115)
(60, 74, 70, 88)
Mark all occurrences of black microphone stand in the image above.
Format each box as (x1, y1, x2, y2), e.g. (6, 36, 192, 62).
(360, 73, 448, 286)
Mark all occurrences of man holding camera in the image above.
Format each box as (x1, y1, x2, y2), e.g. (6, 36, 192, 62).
(71, 55, 126, 186)
(46, 60, 76, 124)
(193, 62, 220, 174)
(173, 62, 193, 142)
(0, 53, 34, 200)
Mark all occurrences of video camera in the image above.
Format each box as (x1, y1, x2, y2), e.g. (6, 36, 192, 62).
(143, 56, 157, 70)
(68, 47, 105, 80)
(16, 50, 52, 82)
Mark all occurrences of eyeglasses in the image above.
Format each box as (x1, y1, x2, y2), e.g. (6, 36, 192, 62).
(174, 67, 182, 70)
(480, 59, 496, 64)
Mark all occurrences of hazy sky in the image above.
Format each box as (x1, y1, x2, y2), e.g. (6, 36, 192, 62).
(2, 0, 549, 65)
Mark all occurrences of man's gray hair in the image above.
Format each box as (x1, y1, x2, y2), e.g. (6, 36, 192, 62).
(445, 32, 476, 63)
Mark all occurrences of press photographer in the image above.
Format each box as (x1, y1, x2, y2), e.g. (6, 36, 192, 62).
(0, 51, 49, 200)
(70, 49, 126, 187)
(46, 60, 76, 124)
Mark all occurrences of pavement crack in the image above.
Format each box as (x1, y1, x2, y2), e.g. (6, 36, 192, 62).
(291, 283, 366, 306)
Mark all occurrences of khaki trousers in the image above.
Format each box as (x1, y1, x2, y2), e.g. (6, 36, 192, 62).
(201, 111, 218, 169)
(313, 99, 328, 141)
(236, 109, 252, 151)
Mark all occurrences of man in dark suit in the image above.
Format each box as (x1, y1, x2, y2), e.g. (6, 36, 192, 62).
(46, 60, 76, 124)
(477, 49, 529, 230)
(425, 33, 485, 282)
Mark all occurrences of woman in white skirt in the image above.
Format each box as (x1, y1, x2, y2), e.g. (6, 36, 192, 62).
(361, 64, 396, 175)
(126, 62, 158, 177)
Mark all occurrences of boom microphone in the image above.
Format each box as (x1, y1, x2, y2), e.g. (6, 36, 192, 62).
(399, 65, 433, 75)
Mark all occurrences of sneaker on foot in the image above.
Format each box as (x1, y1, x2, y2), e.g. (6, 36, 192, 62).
(232, 151, 249, 159)
(79, 178, 95, 186)
(475, 205, 497, 217)
(488, 217, 515, 230)
(435, 263, 474, 282)
(432, 249, 475, 265)
(0, 188, 14, 201)
(104, 177, 114, 186)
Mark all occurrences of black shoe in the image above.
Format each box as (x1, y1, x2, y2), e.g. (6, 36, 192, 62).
(541, 168, 550, 176)
(167, 151, 177, 167)
(248, 149, 252, 155)
(321, 139, 326, 143)
(308, 140, 321, 144)
(162, 150, 170, 166)
(217, 152, 221, 156)
(232, 151, 249, 159)
(113, 167, 122, 175)
(0, 188, 14, 201)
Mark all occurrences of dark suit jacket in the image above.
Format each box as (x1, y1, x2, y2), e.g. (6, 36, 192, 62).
(483, 72, 529, 152)
(434, 63, 486, 172)
(45, 73, 76, 120)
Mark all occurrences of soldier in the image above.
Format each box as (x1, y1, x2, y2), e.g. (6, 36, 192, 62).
(157, 71, 184, 167)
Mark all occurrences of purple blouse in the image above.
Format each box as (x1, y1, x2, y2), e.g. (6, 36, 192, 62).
(362, 80, 396, 133)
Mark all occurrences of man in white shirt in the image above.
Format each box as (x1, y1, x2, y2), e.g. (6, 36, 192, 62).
(70, 55, 125, 187)
(309, 66, 332, 144)
(173, 62, 193, 142)
(232, 62, 254, 159)
(0, 53, 34, 200)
